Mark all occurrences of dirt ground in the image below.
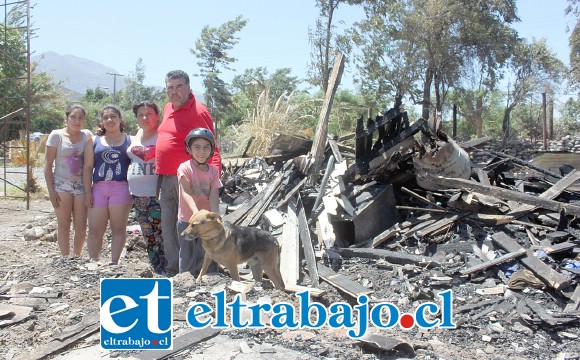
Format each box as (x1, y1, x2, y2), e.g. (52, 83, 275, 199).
(0, 175, 579, 359)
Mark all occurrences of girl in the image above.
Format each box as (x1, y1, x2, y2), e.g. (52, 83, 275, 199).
(44, 104, 93, 257)
(84, 104, 133, 265)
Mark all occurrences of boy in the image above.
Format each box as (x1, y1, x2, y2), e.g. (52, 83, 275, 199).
(176, 128, 223, 276)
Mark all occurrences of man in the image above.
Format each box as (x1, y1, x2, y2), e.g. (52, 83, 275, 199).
(156, 70, 221, 277)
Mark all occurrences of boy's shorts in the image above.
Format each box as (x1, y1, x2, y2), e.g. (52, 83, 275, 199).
(92, 181, 132, 208)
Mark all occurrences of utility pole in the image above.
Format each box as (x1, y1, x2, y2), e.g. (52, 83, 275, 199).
(106, 72, 124, 104)
(542, 92, 547, 150)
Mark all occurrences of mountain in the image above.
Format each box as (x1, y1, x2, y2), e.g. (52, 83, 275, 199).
(32, 51, 126, 96)
(32, 51, 206, 103)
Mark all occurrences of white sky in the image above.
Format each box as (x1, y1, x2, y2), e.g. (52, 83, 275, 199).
(30, 0, 574, 96)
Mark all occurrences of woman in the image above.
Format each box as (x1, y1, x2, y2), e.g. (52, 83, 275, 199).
(127, 100, 166, 275)
(44, 104, 93, 257)
(83, 104, 133, 265)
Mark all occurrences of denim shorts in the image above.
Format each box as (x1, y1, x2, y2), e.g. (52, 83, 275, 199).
(53, 178, 84, 196)
(92, 181, 132, 208)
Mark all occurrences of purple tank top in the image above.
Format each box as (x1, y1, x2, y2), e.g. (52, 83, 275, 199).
(92, 134, 131, 182)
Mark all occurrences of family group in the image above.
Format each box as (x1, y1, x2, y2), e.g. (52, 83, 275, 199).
(44, 70, 222, 277)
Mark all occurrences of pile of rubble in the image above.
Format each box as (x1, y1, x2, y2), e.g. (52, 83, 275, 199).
(219, 106, 580, 358)
(547, 135, 580, 153)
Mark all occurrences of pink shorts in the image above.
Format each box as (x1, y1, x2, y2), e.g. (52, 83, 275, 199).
(92, 181, 132, 208)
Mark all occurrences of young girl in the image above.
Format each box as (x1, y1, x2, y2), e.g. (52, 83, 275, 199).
(84, 105, 133, 265)
(44, 104, 93, 257)
(176, 128, 222, 276)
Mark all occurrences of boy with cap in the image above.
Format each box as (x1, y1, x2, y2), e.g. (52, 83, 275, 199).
(176, 128, 223, 276)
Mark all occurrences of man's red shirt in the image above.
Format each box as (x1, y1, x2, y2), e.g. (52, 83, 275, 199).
(156, 93, 222, 175)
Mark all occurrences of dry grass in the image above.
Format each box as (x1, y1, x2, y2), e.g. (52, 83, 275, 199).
(224, 88, 312, 157)
(9, 131, 46, 167)
(4, 131, 46, 196)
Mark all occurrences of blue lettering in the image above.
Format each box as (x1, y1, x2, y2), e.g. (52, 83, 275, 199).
(297, 291, 326, 328)
(248, 302, 271, 327)
(415, 302, 439, 328)
(348, 295, 369, 339)
(186, 303, 212, 328)
(370, 303, 399, 329)
(213, 291, 227, 327)
(271, 303, 298, 328)
(228, 295, 249, 328)
(328, 302, 355, 328)
(438, 290, 456, 328)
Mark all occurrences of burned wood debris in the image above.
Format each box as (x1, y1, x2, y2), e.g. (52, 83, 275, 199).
(220, 104, 580, 335)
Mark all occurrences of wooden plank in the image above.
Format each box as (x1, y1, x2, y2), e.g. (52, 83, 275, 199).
(336, 175, 356, 218)
(369, 213, 433, 248)
(134, 327, 222, 360)
(475, 167, 491, 186)
(509, 169, 580, 218)
(523, 298, 560, 326)
(223, 189, 263, 224)
(564, 285, 580, 313)
(426, 175, 580, 217)
(284, 284, 325, 298)
(308, 53, 345, 185)
(317, 263, 374, 298)
(492, 232, 569, 290)
(224, 164, 289, 225)
(400, 186, 445, 209)
(467, 213, 514, 225)
(280, 197, 300, 287)
(371, 223, 403, 248)
(335, 247, 439, 267)
(243, 167, 288, 226)
(0, 292, 61, 299)
(460, 248, 527, 275)
(361, 119, 424, 175)
(415, 214, 463, 238)
(296, 195, 319, 287)
(309, 155, 335, 217)
(276, 177, 307, 209)
(487, 149, 563, 179)
(328, 138, 343, 163)
(545, 240, 580, 255)
(0, 303, 33, 328)
(368, 136, 416, 172)
(54, 313, 99, 341)
(16, 323, 98, 360)
(316, 195, 343, 249)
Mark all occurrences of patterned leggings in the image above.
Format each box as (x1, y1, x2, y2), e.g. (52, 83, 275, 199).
(133, 196, 166, 275)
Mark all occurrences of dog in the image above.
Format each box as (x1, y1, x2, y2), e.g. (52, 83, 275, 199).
(181, 209, 285, 290)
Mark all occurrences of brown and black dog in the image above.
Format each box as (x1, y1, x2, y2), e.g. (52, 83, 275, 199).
(181, 209, 285, 290)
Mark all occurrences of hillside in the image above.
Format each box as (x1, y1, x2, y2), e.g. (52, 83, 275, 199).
(31, 51, 126, 96)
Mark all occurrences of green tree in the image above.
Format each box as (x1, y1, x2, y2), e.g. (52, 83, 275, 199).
(556, 97, 580, 136)
(117, 58, 164, 112)
(501, 39, 565, 141)
(191, 15, 248, 134)
(308, 0, 353, 92)
(567, 0, 580, 94)
(1, 3, 65, 138)
(79, 87, 112, 132)
(29, 67, 67, 134)
(350, 0, 518, 120)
